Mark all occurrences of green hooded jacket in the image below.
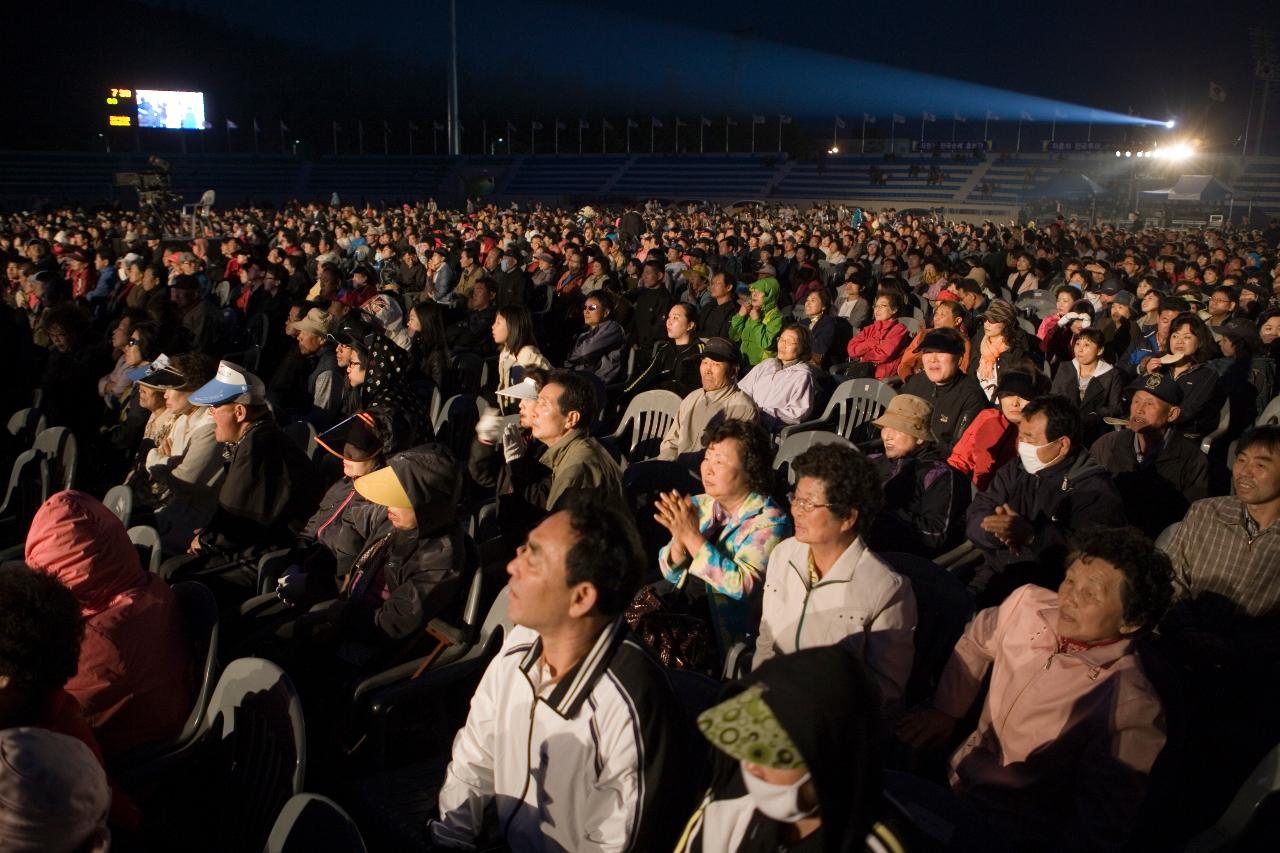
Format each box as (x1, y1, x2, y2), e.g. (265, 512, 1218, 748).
(728, 276, 783, 366)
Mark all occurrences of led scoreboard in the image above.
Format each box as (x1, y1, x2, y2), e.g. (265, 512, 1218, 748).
(106, 88, 206, 130)
(105, 87, 135, 128)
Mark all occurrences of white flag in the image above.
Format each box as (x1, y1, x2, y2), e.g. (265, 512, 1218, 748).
(652, 118, 664, 128)
(953, 113, 966, 123)
(675, 118, 687, 127)
(252, 119, 261, 132)
(556, 120, 566, 129)
(986, 111, 1000, 121)
(892, 114, 906, 124)
(861, 114, 875, 124)
(1020, 111, 1033, 121)
(531, 121, 543, 130)
(1208, 82, 1226, 101)
(279, 120, 290, 132)
(726, 117, 738, 126)
(225, 119, 238, 130)
(779, 114, 792, 124)
(700, 116, 712, 126)
(752, 114, 766, 124)
(602, 119, 614, 130)
(1053, 109, 1066, 118)
(626, 118, 639, 128)
(578, 119, 589, 129)
(922, 112, 936, 122)
(835, 116, 847, 128)
(433, 121, 445, 131)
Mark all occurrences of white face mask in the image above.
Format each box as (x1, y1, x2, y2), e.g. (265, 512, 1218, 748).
(1018, 439, 1059, 475)
(500, 257, 515, 272)
(740, 763, 818, 823)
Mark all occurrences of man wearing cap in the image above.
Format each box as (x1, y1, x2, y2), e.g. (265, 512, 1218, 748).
(433, 498, 698, 852)
(1089, 373, 1207, 538)
(901, 327, 989, 454)
(681, 264, 713, 311)
(158, 361, 321, 606)
(427, 246, 456, 302)
(866, 394, 968, 557)
(293, 307, 345, 429)
(492, 246, 530, 307)
(1097, 289, 1142, 370)
(657, 338, 758, 465)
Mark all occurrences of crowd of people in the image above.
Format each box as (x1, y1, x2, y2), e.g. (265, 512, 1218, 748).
(0, 195, 1278, 851)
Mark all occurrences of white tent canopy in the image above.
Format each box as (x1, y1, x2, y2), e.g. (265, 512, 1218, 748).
(1142, 174, 1235, 203)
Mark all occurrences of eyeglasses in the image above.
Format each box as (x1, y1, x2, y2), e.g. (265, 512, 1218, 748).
(787, 491, 833, 513)
(127, 337, 141, 346)
(583, 304, 602, 312)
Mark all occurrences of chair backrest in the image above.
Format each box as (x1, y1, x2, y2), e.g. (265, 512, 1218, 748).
(1185, 743, 1280, 853)
(773, 431, 855, 486)
(1200, 399, 1232, 455)
(5, 407, 46, 448)
(224, 345, 262, 373)
(199, 189, 216, 207)
(202, 657, 307, 851)
(265, 793, 367, 853)
(32, 426, 76, 492)
(665, 668, 723, 720)
(256, 547, 299, 596)
(880, 552, 975, 706)
(450, 352, 487, 395)
(247, 311, 270, 350)
(102, 484, 133, 528)
(1257, 395, 1280, 427)
(0, 449, 47, 528)
(127, 525, 164, 574)
(899, 316, 920, 336)
(1154, 522, 1180, 554)
(821, 378, 897, 441)
(616, 389, 683, 461)
(171, 582, 220, 744)
(214, 279, 232, 307)
(1017, 316, 1038, 337)
(282, 422, 316, 456)
(433, 394, 479, 462)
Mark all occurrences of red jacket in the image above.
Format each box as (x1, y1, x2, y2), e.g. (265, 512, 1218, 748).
(947, 407, 1017, 490)
(26, 491, 193, 760)
(846, 318, 910, 380)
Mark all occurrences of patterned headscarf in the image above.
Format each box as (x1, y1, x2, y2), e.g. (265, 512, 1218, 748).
(360, 333, 432, 446)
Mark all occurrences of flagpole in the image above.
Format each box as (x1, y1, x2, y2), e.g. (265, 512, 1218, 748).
(890, 119, 896, 152)
(674, 120, 680, 153)
(446, 0, 460, 155)
(750, 119, 756, 154)
(777, 116, 783, 153)
(1258, 73, 1273, 156)
(358, 120, 364, 154)
(1050, 118, 1057, 143)
(650, 120, 655, 154)
(699, 119, 705, 154)
(332, 122, 338, 155)
(384, 123, 389, 155)
(554, 121, 559, 155)
(1016, 118, 1023, 154)
(279, 121, 285, 154)
(724, 117, 730, 154)
(920, 115, 925, 144)
(482, 120, 487, 156)
(410, 125, 416, 156)
(983, 114, 990, 145)
(253, 121, 260, 154)
(1243, 74, 1258, 159)
(626, 122, 631, 154)
(530, 121, 535, 155)
(951, 116, 957, 142)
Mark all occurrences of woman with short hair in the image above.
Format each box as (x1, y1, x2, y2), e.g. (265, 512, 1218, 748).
(656, 419, 791, 657)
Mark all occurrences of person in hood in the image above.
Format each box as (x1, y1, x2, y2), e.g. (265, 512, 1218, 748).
(1048, 328, 1124, 446)
(676, 645, 900, 853)
(265, 445, 467, 679)
(25, 491, 192, 760)
(965, 394, 1126, 608)
(345, 333, 433, 444)
(730, 275, 783, 367)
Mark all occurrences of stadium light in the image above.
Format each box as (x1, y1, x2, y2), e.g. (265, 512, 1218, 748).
(828, 146, 840, 154)
(1164, 119, 1176, 129)
(1125, 151, 1132, 157)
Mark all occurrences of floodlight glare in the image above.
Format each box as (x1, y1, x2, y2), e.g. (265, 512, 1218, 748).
(1125, 151, 1132, 157)
(1164, 119, 1176, 129)
(1115, 150, 1122, 157)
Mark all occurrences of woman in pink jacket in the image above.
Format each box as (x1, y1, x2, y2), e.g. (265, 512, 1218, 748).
(25, 490, 193, 760)
(845, 288, 910, 380)
(898, 527, 1174, 853)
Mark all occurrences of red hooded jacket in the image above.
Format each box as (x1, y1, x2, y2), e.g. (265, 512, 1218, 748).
(25, 491, 193, 759)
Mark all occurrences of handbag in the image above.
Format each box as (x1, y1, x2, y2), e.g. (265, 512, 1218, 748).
(624, 577, 716, 674)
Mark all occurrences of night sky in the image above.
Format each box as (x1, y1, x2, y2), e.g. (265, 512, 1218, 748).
(13, 0, 1279, 153)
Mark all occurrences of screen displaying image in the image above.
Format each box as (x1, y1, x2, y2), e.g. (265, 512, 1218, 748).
(136, 89, 205, 130)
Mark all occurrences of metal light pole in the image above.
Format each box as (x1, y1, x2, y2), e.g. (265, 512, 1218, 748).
(446, 0, 461, 155)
